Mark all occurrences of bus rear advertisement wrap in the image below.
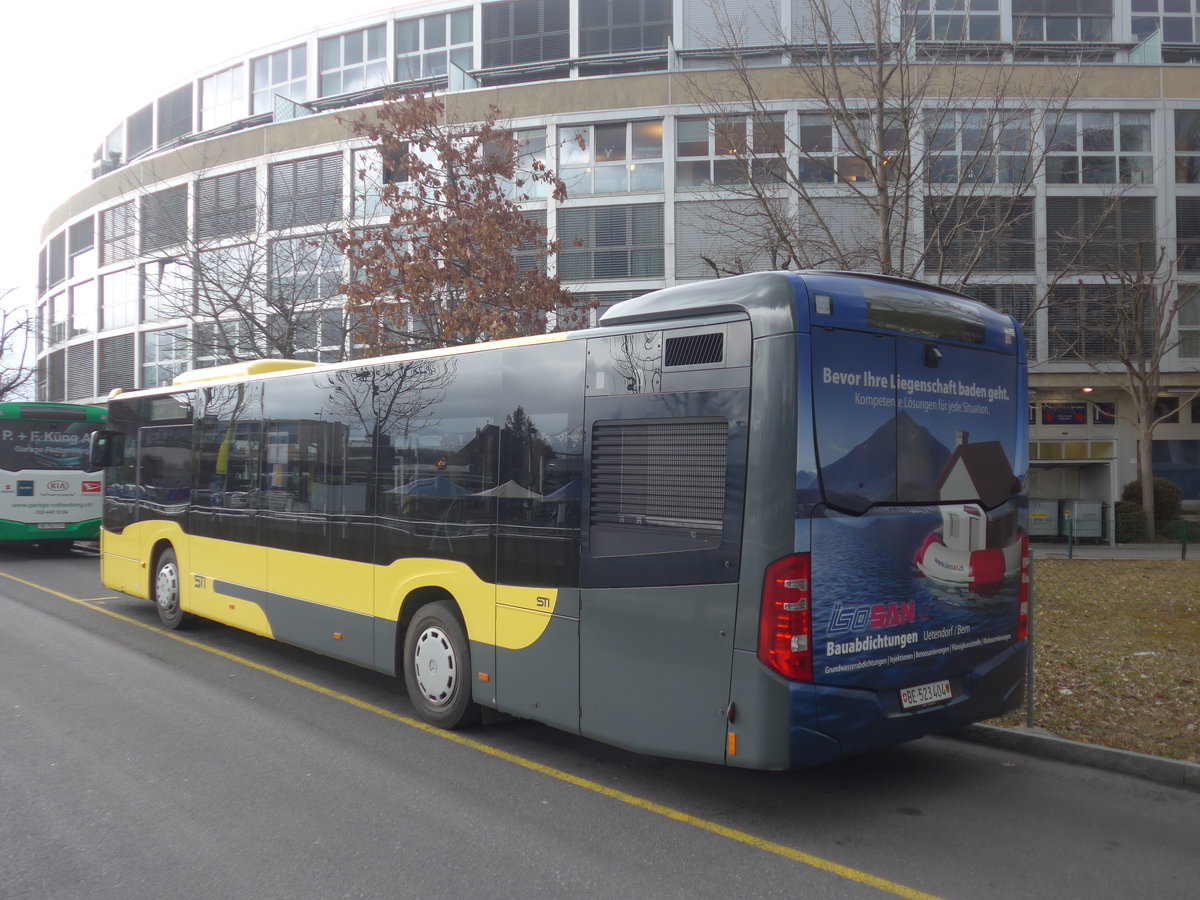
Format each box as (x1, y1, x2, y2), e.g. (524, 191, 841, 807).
(96, 272, 1026, 770)
(794, 275, 1027, 762)
(0, 402, 106, 544)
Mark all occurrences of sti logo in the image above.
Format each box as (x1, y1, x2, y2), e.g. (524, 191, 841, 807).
(17, 480, 34, 497)
(82, 481, 102, 494)
(827, 601, 918, 635)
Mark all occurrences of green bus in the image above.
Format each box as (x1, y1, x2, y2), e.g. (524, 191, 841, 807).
(0, 401, 106, 547)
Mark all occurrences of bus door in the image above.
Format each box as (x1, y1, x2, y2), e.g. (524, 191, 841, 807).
(131, 395, 194, 542)
(491, 343, 585, 733)
(578, 331, 749, 764)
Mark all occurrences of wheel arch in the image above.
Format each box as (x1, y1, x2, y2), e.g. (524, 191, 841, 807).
(395, 585, 461, 674)
(148, 539, 177, 599)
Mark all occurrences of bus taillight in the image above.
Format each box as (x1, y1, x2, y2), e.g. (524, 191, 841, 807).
(758, 553, 813, 682)
(1017, 534, 1030, 642)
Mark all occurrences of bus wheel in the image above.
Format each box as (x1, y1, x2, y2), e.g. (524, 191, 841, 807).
(403, 601, 481, 729)
(153, 548, 187, 630)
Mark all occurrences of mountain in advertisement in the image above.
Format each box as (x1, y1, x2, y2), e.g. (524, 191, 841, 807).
(822, 412, 951, 508)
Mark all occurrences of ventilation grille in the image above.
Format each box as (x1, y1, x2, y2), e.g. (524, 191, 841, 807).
(664, 332, 724, 368)
(591, 419, 727, 535)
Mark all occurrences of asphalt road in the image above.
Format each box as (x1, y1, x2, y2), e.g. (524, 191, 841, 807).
(1, 547, 1197, 900)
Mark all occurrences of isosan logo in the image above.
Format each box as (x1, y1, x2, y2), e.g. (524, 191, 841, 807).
(82, 481, 101, 493)
(45, 481, 70, 493)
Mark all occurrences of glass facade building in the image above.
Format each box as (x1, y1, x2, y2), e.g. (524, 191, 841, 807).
(37, 0, 1200, 513)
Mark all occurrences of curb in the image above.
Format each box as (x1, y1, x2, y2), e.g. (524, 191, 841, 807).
(953, 724, 1200, 792)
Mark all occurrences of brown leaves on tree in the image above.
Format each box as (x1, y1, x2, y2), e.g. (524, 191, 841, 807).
(337, 92, 586, 355)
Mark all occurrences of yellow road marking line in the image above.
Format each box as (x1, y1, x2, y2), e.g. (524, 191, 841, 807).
(0, 569, 942, 900)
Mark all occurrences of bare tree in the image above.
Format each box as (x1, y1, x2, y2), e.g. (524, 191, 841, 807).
(677, 0, 1082, 304)
(0, 291, 34, 400)
(122, 152, 355, 368)
(1047, 246, 1200, 525)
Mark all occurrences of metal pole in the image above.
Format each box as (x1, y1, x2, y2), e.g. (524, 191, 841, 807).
(1025, 560, 1035, 728)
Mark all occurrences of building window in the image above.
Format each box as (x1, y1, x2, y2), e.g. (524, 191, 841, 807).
(198, 170, 257, 239)
(143, 259, 192, 323)
(926, 111, 1033, 184)
(252, 45, 307, 115)
(70, 281, 97, 337)
(397, 9, 473, 80)
(560, 121, 664, 195)
(47, 351, 65, 402)
(1177, 197, 1200, 270)
(351, 146, 408, 217)
(1152, 440, 1200, 501)
(906, 0, 1002, 42)
(558, 204, 665, 280)
(67, 343, 95, 401)
(1045, 111, 1152, 184)
(100, 268, 138, 330)
(141, 185, 189, 254)
(959, 284, 1038, 359)
(270, 235, 343, 305)
(319, 25, 388, 97)
(676, 114, 785, 188)
(1047, 197, 1156, 271)
(1047, 284, 1151, 360)
(49, 293, 67, 345)
(924, 197, 1036, 272)
(47, 233, 66, 288)
(264, 309, 346, 363)
(69, 218, 96, 279)
(127, 104, 153, 160)
(1175, 110, 1200, 183)
(200, 65, 245, 132)
(1180, 286, 1200, 357)
(142, 328, 190, 388)
(98, 334, 135, 395)
(1132, 0, 1200, 43)
(580, 0, 671, 55)
(495, 129, 552, 199)
(269, 154, 343, 228)
(482, 0, 570, 68)
(101, 202, 137, 265)
(156, 84, 194, 147)
(1014, 0, 1113, 42)
(794, 113, 898, 184)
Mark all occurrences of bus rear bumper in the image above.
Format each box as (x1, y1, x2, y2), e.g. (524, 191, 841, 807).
(789, 642, 1027, 767)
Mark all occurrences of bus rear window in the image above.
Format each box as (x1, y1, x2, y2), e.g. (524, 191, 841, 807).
(0, 422, 95, 471)
(863, 287, 985, 345)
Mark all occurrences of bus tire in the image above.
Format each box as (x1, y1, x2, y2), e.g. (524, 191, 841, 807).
(153, 547, 187, 630)
(403, 601, 481, 729)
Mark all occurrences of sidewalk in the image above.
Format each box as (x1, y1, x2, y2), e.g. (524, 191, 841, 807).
(955, 724, 1200, 791)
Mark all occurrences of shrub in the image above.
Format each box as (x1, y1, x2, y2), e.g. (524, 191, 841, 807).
(1114, 500, 1147, 542)
(1120, 477, 1183, 524)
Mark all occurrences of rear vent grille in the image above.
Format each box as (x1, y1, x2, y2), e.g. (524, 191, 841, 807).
(590, 419, 727, 535)
(664, 332, 724, 367)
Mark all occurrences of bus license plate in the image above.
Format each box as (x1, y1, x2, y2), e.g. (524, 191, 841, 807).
(37, 523, 66, 530)
(899, 680, 952, 710)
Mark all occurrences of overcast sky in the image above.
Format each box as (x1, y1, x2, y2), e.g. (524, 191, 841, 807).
(1, 1, 397, 322)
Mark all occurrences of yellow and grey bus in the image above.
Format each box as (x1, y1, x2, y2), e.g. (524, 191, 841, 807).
(93, 272, 1029, 769)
